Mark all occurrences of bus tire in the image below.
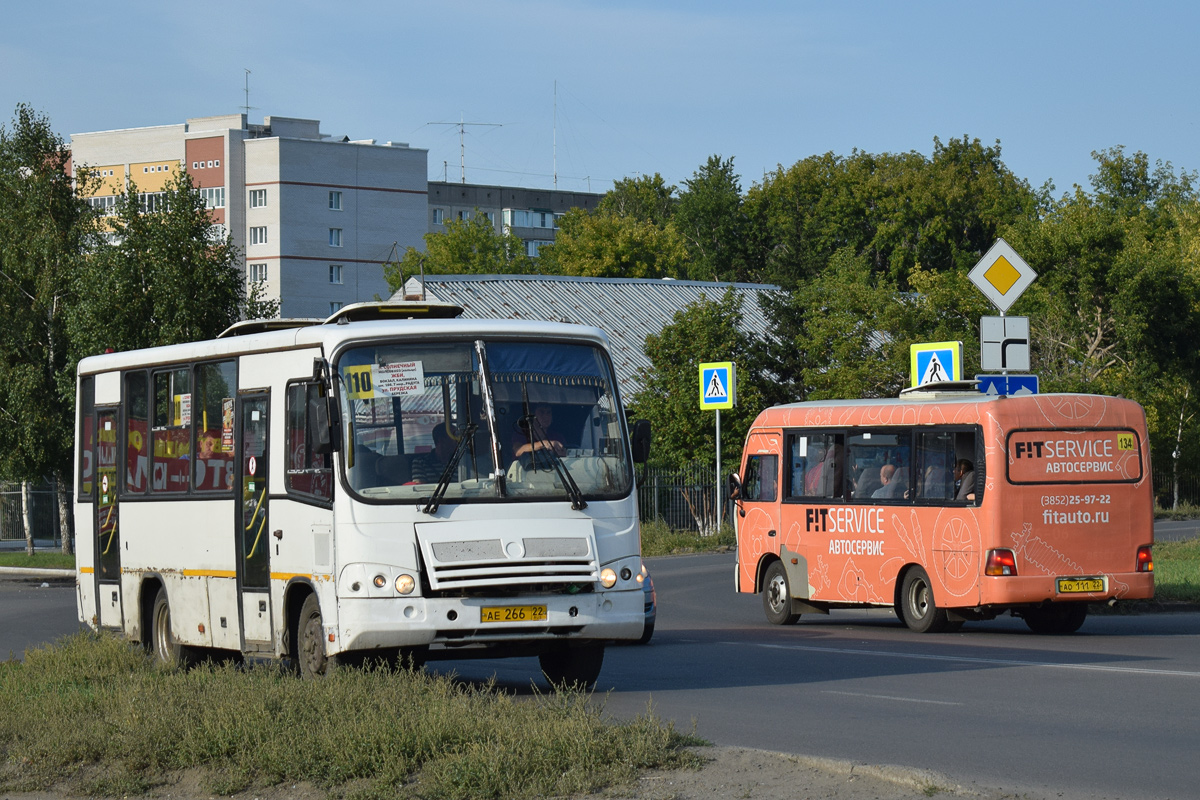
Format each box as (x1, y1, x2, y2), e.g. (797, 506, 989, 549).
(762, 561, 800, 625)
(150, 587, 197, 668)
(297, 593, 330, 679)
(539, 644, 604, 690)
(1023, 602, 1088, 635)
(899, 567, 950, 633)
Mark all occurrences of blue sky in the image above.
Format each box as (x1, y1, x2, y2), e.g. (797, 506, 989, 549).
(4, 1, 1198, 197)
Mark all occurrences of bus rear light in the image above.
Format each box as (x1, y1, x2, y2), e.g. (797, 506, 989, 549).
(985, 548, 1018, 576)
(1136, 546, 1153, 572)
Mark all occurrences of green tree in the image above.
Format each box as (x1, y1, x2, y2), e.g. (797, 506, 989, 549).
(752, 252, 992, 406)
(675, 155, 749, 282)
(1005, 148, 1200, 493)
(742, 137, 1040, 288)
(630, 288, 765, 473)
(68, 170, 246, 355)
(384, 213, 536, 292)
(540, 209, 688, 278)
(0, 104, 96, 554)
(596, 173, 676, 225)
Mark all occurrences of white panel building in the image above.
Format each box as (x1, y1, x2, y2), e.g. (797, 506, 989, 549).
(70, 114, 429, 319)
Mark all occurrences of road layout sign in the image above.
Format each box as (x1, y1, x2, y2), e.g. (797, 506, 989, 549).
(699, 362, 736, 410)
(969, 238, 1037, 313)
(976, 374, 1039, 396)
(910, 342, 962, 387)
(981, 316, 1030, 372)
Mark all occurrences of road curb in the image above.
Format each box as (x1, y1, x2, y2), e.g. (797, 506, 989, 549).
(0, 566, 75, 579)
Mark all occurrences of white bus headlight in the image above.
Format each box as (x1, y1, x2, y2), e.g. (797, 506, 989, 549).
(395, 574, 415, 595)
(600, 568, 617, 588)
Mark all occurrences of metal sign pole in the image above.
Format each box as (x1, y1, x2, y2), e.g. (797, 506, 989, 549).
(715, 408, 722, 533)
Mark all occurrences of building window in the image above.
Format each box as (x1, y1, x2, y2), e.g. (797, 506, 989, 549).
(86, 196, 117, 215)
(503, 209, 555, 229)
(457, 210, 469, 221)
(330, 301, 344, 314)
(329, 228, 342, 247)
(138, 192, 167, 213)
(248, 263, 268, 282)
(249, 189, 267, 208)
(482, 211, 495, 224)
(200, 187, 225, 209)
(526, 239, 554, 257)
(250, 226, 268, 245)
(432, 208, 444, 225)
(328, 191, 342, 211)
(329, 264, 343, 284)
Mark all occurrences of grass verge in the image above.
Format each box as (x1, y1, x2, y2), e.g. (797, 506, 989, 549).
(0, 633, 703, 800)
(0, 551, 75, 569)
(1154, 502, 1200, 520)
(1151, 536, 1200, 603)
(640, 518, 735, 557)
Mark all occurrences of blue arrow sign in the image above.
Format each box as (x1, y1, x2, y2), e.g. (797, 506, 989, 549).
(976, 374, 1039, 397)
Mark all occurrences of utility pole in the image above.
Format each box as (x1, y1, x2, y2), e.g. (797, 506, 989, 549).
(428, 115, 501, 183)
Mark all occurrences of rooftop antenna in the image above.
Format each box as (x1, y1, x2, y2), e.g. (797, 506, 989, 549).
(553, 80, 557, 190)
(240, 69, 257, 116)
(429, 114, 501, 183)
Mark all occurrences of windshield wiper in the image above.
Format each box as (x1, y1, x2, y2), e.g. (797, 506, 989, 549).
(522, 414, 587, 511)
(421, 422, 477, 514)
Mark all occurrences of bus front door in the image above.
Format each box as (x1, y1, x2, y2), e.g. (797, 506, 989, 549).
(236, 393, 272, 652)
(94, 408, 123, 628)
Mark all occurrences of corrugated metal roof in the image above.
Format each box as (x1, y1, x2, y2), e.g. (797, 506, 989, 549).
(396, 274, 781, 399)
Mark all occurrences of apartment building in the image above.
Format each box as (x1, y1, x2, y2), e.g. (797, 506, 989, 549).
(69, 114, 429, 319)
(427, 182, 602, 257)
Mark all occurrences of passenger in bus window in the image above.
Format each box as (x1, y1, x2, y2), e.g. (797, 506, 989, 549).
(955, 459, 976, 501)
(854, 462, 882, 498)
(411, 424, 455, 483)
(872, 464, 904, 499)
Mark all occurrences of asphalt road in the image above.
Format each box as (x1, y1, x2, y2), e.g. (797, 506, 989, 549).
(429, 553, 1200, 800)
(3, 521, 1199, 800)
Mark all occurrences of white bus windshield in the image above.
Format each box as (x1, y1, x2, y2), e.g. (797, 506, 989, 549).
(337, 339, 631, 504)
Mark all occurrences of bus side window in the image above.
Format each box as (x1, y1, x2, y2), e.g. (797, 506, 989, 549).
(744, 454, 778, 502)
(286, 381, 333, 502)
(799, 433, 844, 500)
(915, 431, 955, 501)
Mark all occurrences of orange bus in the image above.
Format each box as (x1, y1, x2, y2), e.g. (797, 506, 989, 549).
(730, 389, 1154, 634)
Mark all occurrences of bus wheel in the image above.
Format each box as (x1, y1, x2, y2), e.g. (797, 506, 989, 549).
(762, 561, 800, 625)
(151, 587, 196, 668)
(1023, 603, 1088, 635)
(899, 567, 950, 633)
(297, 594, 330, 678)
(539, 644, 604, 690)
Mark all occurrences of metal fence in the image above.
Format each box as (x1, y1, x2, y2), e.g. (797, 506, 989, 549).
(637, 461, 732, 533)
(0, 481, 69, 545)
(1153, 467, 1200, 509)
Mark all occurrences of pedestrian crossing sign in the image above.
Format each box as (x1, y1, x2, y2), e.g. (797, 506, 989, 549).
(910, 342, 962, 388)
(699, 362, 736, 410)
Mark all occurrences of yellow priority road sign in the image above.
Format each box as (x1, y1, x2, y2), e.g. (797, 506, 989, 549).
(699, 362, 736, 410)
(968, 238, 1037, 313)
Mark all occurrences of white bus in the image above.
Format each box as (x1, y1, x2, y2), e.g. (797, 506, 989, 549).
(74, 302, 651, 686)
